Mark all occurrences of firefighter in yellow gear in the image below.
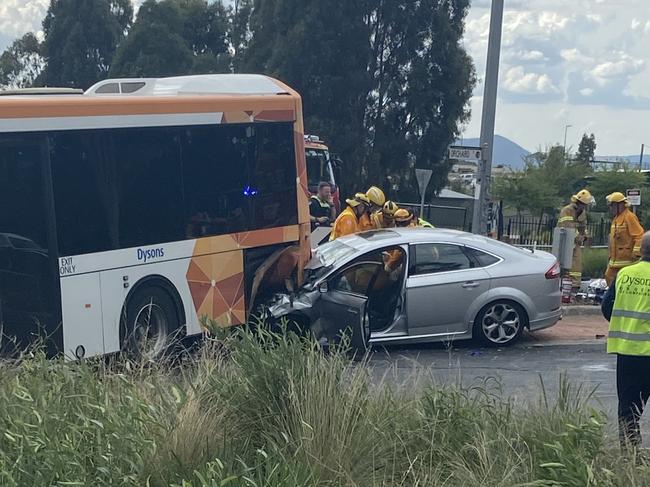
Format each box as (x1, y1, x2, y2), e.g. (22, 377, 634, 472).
(329, 193, 371, 241)
(605, 192, 644, 286)
(557, 189, 595, 292)
(372, 201, 398, 229)
(360, 186, 386, 231)
(394, 208, 416, 228)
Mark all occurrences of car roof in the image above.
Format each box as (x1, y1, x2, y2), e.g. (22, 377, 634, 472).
(333, 228, 536, 258)
(337, 228, 475, 248)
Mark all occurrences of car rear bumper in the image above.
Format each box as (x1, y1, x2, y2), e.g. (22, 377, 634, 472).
(528, 307, 562, 331)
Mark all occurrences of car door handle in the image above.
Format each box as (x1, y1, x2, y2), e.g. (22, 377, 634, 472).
(461, 281, 480, 289)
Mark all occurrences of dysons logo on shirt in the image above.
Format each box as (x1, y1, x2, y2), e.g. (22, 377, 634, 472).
(137, 247, 165, 263)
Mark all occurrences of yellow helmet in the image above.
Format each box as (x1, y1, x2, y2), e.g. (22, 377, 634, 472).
(394, 208, 413, 224)
(365, 186, 386, 207)
(606, 192, 627, 204)
(382, 201, 398, 219)
(571, 189, 595, 205)
(346, 192, 371, 207)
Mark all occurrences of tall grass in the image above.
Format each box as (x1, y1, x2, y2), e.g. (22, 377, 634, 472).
(0, 329, 647, 486)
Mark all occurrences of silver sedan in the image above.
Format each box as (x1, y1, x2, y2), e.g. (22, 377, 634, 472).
(268, 228, 562, 350)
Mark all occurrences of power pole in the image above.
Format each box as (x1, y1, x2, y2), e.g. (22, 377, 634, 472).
(640, 143, 645, 171)
(472, 0, 504, 235)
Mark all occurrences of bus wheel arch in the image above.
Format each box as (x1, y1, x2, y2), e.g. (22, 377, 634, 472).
(120, 275, 186, 357)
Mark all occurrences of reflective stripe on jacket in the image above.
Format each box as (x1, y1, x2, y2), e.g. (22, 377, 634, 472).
(558, 202, 587, 238)
(608, 260, 650, 355)
(608, 208, 644, 268)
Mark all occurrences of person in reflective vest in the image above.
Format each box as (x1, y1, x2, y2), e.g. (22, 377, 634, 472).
(557, 189, 595, 293)
(309, 181, 335, 231)
(329, 193, 371, 241)
(602, 231, 650, 448)
(604, 192, 644, 286)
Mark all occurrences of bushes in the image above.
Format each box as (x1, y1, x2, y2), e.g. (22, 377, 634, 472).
(0, 330, 648, 485)
(582, 247, 608, 279)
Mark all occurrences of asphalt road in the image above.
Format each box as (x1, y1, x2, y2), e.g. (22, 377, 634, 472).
(366, 314, 650, 441)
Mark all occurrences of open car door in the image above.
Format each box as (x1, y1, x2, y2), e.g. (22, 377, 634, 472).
(314, 289, 369, 352)
(312, 260, 386, 352)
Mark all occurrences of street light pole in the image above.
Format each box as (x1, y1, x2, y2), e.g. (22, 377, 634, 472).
(472, 0, 504, 235)
(563, 124, 572, 156)
(639, 143, 645, 171)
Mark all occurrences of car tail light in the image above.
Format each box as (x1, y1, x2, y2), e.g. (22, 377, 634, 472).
(545, 261, 561, 279)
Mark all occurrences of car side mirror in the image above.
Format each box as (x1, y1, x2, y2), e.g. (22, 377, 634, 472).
(318, 281, 328, 293)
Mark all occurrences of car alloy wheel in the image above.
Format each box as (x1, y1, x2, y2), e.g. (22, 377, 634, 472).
(481, 302, 521, 344)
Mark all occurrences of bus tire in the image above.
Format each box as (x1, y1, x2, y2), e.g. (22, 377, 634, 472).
(121, 286, 181, 360)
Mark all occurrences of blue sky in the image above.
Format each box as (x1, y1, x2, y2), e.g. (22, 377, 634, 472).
(1, 0, 649, 155)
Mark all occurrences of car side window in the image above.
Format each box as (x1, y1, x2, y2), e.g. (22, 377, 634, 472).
(465, 247, 500, 267)
(330, 262, 383, 296)
(409, 243, 472, 276)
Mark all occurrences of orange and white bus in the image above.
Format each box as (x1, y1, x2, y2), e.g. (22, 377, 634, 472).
(0, 74, 310, 359)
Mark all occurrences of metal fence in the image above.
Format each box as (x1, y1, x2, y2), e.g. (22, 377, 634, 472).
(396, 203, 470, 231)
(503, 216, 610, 247)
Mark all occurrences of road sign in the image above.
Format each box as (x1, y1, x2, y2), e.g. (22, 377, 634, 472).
(449, 146, 482, 162)
(627, 188, 641, 206)
(415, 168, 433, 197)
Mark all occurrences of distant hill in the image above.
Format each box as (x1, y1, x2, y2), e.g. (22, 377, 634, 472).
(454, 135, 530, 170)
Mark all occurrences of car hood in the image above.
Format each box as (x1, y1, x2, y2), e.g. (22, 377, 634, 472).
(266, 289, 320, 319)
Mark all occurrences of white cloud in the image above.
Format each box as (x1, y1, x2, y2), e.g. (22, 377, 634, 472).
(589, 53, 645, 86)
(580, 88, 595, 96)
(503, 66, 560, 94)
(0, 0, 48, 44)
(631, 18, 642, 30)
(560, 48, 594, 66)
(516, 49, 546, 61)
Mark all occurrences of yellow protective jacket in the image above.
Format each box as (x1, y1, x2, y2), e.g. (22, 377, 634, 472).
(557, 202, 587, 241)
(371, 211, 395, 229)
(607, 260, 650, 355)
(329, 207, 359, 241)
(358, 212, 374, 231)
(608, 208, 644, 269)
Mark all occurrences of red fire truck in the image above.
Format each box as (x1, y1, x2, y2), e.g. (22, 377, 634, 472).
(304, 135, 341, 213)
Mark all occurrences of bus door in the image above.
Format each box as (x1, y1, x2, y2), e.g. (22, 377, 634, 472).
(0, 135, 62, 355)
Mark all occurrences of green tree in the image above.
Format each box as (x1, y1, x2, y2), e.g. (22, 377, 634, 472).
(588, 166, 645, 212)
(0, 33, 44, 88)
(576, 133, 596, 165)
(245, 0, 371, 197)
(110, 0, 230, 78)
(40, 0, 133, 88)
(494, 145, 591, 217)
(229, 0, 253, 71)
(364, 0, 475, 201)
(244, 0, 475, 201)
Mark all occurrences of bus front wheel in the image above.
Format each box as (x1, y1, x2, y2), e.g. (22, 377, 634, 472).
(122, 286, 180, 360)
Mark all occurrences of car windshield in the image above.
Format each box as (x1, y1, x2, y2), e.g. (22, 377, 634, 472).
(303, 240, 357, 287)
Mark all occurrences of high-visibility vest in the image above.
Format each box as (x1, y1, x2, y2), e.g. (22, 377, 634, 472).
(608, 260, 650, 356)
(418, 218, 434, 228)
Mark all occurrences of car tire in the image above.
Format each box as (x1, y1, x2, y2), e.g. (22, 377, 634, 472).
(473, 300, 526, 347)
(122, 286, 180, 360)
